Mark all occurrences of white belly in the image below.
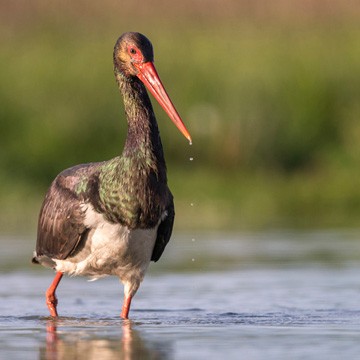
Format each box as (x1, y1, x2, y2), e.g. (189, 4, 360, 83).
(54, 204, 159, 297)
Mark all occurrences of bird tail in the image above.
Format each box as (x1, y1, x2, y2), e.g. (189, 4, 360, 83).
(31, 256, 40, 264)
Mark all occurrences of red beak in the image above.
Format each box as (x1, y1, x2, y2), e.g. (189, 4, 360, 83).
(134, 62, 191, 142)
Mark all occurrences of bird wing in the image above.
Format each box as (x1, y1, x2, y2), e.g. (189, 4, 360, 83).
(151, 198, 174, 262)
(36, 165, 93, 260)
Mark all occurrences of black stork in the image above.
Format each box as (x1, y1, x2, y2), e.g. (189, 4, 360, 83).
(31, 32, 191, 319)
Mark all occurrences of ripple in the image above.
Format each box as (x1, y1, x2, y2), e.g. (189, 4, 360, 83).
(2, 307, 360, 329)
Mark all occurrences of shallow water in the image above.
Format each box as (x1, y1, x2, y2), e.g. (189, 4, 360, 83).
(2, 230, 360, 359)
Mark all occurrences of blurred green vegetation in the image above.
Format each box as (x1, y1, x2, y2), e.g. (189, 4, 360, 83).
(1, 0, 360, 233)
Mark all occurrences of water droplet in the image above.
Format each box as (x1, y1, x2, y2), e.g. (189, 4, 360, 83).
(190, 203, 194, 207)
(189, 141, 192, 146)
(189, 157, 193, 161)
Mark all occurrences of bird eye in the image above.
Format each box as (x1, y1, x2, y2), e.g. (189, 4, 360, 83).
(127, 45, 143, 63)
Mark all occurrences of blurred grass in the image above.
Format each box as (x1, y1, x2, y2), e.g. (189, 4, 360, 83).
(1, 0, 360, 233)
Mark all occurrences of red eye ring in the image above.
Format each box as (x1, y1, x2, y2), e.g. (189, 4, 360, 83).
(127, 45, 143, 63)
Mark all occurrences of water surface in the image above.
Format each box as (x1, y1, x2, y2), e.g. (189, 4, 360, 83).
(1, 230, 360, 359)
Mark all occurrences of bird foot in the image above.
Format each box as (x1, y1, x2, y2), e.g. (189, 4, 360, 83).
(46, 292, 59, 317)
(45, 272, 63, 317)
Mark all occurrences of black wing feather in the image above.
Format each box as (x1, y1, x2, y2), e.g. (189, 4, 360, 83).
(151, 199, 174, 262)
(36, 166, 91, 260)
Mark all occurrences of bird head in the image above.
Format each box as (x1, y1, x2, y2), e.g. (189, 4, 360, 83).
(113, 32, 191, 142)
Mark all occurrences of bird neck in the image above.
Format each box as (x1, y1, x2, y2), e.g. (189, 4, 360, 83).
(91, 71, 169, 228)
(116, 71, 167, 181)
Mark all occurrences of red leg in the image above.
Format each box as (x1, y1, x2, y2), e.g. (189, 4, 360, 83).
(121, 295, 132, 319)
(45, 272, 63, 317)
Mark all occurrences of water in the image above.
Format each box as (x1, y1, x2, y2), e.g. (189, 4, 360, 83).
(2, 230, 360, 359)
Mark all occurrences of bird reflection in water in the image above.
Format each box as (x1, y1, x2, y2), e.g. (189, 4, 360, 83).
(42, 319, 170, 360)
